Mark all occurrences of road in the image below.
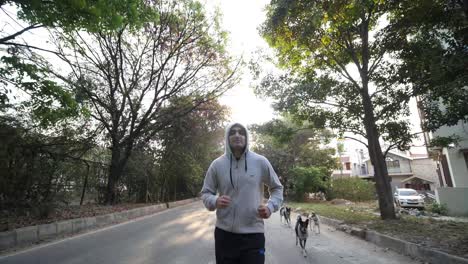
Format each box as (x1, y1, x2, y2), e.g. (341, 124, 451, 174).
(0, 202, 421, 264)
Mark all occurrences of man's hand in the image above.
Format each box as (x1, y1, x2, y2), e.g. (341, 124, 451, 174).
(216, 195, 231, 209)
(257, 205, 271, 219)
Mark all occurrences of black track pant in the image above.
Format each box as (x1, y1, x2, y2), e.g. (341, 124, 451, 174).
(215, 227, 265, 264)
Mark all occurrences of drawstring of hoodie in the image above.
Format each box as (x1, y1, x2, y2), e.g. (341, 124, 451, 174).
(245, 151, 248, 171)
(229, 151, 248, 189)
(230, 154, 234, 188)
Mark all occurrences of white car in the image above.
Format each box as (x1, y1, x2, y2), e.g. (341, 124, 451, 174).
(394, 188, 425, 209)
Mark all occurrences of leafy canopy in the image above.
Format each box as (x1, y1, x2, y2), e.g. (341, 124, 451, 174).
(258, 0, 420, 154)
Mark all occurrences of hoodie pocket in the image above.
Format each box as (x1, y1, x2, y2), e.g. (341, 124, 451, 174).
(245, 207, 261, 225)
(216, 206, 233, 225)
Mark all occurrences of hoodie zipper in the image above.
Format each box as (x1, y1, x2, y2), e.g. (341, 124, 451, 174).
(231, 159, 240, 232)
(231, 172, 237, 232)
(230, 153, 247, 232)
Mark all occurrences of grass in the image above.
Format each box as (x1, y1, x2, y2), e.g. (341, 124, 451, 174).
(286, 201, 468, 258)
(287, 201, 379, 224)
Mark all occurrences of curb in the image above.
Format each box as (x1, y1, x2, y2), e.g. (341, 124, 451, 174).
(0, 197, 201, 252)
(319, 215, 468, 264)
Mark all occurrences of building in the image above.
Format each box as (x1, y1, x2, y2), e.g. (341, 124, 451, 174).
(360, 150, 439, 192)
(331, 156, 352, 179)
(331, 148, 367, 179)
(330, 143, 439, 193)
(426, 120, 468, 216)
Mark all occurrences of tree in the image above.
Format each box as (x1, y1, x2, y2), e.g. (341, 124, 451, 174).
(155, 97, 228, 202)
(258, 0, 421, 219)
(329, 177, 375, 202)
(337, 142, 345, 177)
(251, 117, 337, 198)
(45, 0, 238, 204)
(383, 0, 468, 134)
(289, 166, 329, 201)
(0, 115, 98, 213)
(0, 0, 153, 125)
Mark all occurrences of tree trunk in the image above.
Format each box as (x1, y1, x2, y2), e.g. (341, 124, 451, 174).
(359, 15, 396, 220)
(105, 146, 122, 205)
(361, 87, 396, 220)
(173, 179, 177, 201)
(105, 141, 134, 204)
(80, 162, 90, 206)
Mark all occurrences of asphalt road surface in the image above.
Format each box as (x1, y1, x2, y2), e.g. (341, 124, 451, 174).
(0, 201, 421, 264)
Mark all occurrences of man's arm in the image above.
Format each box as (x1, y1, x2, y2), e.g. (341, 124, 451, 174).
(200, 164, 218, 211)
(263, 159, 284, 215)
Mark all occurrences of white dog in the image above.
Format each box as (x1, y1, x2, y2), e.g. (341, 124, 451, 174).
(309, 212, 320, 235)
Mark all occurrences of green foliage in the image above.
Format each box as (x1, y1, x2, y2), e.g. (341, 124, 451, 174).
(288, 201, 378, 224)
(383, 0, 468, 131)
(328, 178, 375, 202)
(289, 166, 329, 201)
(152, 98, 228, 202)
(258, 0, 417, 153)
(0, 118, 100, 212)
(429, 135, 462, 148)
(251, 116, 337, 198)
(0, 0, 157, 126)
(121, 147, 159, 203)
(257, 0, 465, 219)
(0, 55, 84, 127)
(428, 202, 449, 216)
(35, 0, 236, 204)
(0, 0, 236, 207)
(9, 0, 154, 32)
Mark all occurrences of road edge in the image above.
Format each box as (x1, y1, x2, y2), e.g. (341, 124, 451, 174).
(319, 215, 468, 264)
(0, 198, 201, 253)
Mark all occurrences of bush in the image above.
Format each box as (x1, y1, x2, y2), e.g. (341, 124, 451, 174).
(289, 166, 329, 201)
(328, 177, 375, 202)
(428, 202, 448, 215)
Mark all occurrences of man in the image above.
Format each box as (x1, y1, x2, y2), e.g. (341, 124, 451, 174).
(201, 123, 283, 264)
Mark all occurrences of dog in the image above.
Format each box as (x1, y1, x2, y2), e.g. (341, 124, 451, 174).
(295, 214, 309, 257)
(280, 206, 291, 226)
(309, 212, 320, 234)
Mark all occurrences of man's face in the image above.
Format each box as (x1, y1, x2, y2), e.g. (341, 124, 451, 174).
(229, 125, 246, 152)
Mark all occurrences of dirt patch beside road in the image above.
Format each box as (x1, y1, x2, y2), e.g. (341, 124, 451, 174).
(288, 201, 468, 259)
(0, 203, 159, 232)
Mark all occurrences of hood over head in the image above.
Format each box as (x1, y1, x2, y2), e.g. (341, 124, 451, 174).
(224, 122, 250, 188)
(224, 122, 249, 156)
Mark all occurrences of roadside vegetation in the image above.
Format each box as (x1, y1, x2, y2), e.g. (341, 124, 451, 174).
(1, 0, 237, 225)
(287, 201, 468, 258)
(1, 0, 467, 251)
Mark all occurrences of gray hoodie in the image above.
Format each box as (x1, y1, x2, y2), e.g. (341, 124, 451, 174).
(200, 123, 283, 234)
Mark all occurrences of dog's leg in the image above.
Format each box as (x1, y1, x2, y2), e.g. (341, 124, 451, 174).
(301, 239, 307, 258)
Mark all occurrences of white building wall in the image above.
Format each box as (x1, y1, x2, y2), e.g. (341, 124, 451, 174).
(411, 158, 440, 187)
(442, 146, 468, 187)
(436, 187, 468, 216)
(434, 120, 468, 187)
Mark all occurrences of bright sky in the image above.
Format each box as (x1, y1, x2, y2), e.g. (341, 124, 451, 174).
(205, 0, 276, 126)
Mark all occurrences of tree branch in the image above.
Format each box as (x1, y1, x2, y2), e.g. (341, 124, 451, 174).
(0, 24, 43, 44)
(344, 136, 368, 148)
